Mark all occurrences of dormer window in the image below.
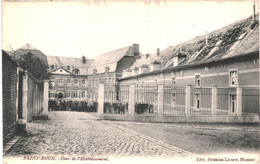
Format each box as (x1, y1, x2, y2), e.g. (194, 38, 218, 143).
(51, 65, 54, 70)
(105, 66, 110, 73)
(93, 68, 97, 74)
(67, 66, 70, 71)
(73, 68, 80, 75)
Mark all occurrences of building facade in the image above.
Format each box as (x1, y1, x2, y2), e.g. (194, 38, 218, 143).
(46, 44, 140, 101)
(119, 15, 259, 89)
(47, 56, 93, 101)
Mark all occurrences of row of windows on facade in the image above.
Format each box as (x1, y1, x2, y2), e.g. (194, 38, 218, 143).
(50, 65, 111, 74)
(50, 65, 81, 74)
(133, 70, 238, 87)
(172, 93, 237, 113)
(49, 91, 86, 98)
(50, 77, 115, 87)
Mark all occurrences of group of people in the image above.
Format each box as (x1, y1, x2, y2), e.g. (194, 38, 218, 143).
(48, 99, 98, 112)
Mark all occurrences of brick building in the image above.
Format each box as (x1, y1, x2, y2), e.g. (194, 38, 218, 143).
(47, 56, 93, 100)
(118, 15, 259, 117)
(120, 15, 259, 89)
(2, 50, 19, 144)
(46, 44, 141, 101)
(86, 44, 140, 100)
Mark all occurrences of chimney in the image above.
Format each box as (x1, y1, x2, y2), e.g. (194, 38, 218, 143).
(251, 0, 258, 30)
(179, 42, 182, 53)
(145, 54, 149, 59)
(253, 0, 256, 21)
(157, 48, 160, 57)
(132, 44, 139, 56)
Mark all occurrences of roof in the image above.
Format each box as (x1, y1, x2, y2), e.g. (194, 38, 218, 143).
(47, 56, 94, 68)
(20, 43, 38, 50)
(161, 15, 259, 68)
(121, 14, 259, 79)
(14, 43, 48, 65)
(129, 53, 157, 69)
(47, 56, 94, 75)
(87, 45, 137, 74)
(90, 46, 131, 67)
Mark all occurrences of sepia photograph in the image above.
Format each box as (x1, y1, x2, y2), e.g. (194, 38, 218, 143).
(1, 0, 259, 163)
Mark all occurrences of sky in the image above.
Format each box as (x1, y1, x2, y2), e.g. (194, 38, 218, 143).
(1, 0, 258, 59)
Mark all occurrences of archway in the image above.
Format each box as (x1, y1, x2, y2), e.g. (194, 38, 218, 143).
(58, 93, 64, 99)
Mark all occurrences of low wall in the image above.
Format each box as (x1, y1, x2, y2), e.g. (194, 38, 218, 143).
(100, 114, 259, 123)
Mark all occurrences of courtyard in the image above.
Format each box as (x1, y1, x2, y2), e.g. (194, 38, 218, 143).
(3, 111, 259, 163)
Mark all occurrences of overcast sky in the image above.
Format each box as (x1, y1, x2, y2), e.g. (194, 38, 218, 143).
(2, 0, 258, 59)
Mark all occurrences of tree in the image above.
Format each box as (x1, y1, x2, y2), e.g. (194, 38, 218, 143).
(12, 52, 50, 80)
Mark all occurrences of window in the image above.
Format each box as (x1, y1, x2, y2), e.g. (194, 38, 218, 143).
(49, 92, 55, 98)
(82, 91, 85, 98)
(230, 71, 237, 86)
(50, 80, 55, 86)
(66, 92, 70, 98)
(230, 95, 236, 114)
(59, 79, 63, 86)
(93, 68, 97, 74)
(67, 66, 70, 71)
(172, 77, 176, 88)
(155, 78, 158, 84)
(78, 91, 81, 98)
(172, 93, 176, 107)
(195, 75, 201, 87)
(105, 66, 110, 73)
(82, 80, 85, 87)
(51, 65, 54, 70)
(79, 80, 82, 87)
(195, 94, 200, 109)
(74, 92, 78, 98)
(253, 58, 259, 64)
(67, 79, 71, 85)
(74, 79, 78, 86)
(73, 69, 80, 75)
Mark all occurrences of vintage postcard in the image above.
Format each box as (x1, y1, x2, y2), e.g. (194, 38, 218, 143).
(2, 0, 259, 164)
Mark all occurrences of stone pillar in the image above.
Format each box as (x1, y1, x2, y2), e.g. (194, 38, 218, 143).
(43, 80, 49, 115)
(22, 71, 28, 121)
(158, 84, 164, 116)
(211, 85, 217, 115)
(34, 84, 37, 114)
(98, 83, 104, 115)
(185, 85, 191, 116)
(236, 87, 242, 116)
(129, 84, 135, 115)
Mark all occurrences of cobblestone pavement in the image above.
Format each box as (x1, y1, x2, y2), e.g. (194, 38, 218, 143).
(5, 111, 194, 159)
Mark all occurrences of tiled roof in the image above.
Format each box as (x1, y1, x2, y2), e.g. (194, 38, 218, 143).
(87, 46, 136, 74)
(14, 43, 48, 65)
(47, 56, 94, 75)
(129, 53, 157, 69)
(123, 15, 259, 78)
(162, 15, 259, 68)
(90, 46, 131, 67)
(47, 56, 93, 68)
